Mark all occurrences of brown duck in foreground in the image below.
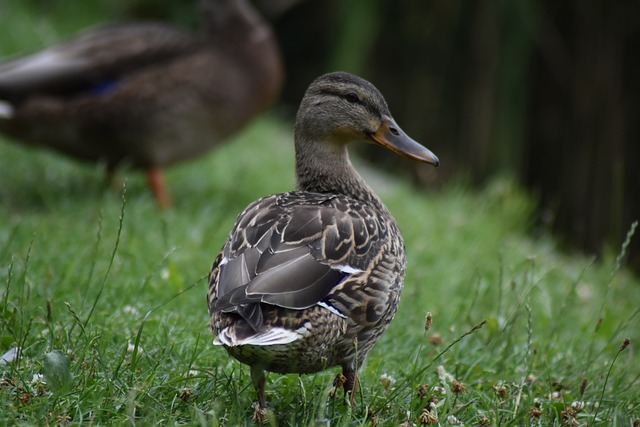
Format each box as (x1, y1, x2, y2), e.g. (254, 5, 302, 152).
(207, 71, 439, 414)
(0, 0, 282, 207)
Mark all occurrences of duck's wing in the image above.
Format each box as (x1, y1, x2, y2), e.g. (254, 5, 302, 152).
(0, 22, 196, 100)
(208, 192, 384, 332)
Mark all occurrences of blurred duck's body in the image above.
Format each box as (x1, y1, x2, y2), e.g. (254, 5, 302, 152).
(0, 0, 282, 206)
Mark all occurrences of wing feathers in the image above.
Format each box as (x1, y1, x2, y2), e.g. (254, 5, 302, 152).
(0, 51, 88, 92)
(255, 245, 308, 274)
(0, 23, 195, 100)
(217, 253, 251, 296)
(210, 193, 385, 332)
(215, 251, 346, 311)
(214, 326, 301, 347)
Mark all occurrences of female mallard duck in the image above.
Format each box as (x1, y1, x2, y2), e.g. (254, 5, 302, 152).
(0, 0, 282, 207)
(207, 71, 439, 411)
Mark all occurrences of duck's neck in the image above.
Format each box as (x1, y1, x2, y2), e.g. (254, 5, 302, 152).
(199, 0, 282, 117)
(294, 137, 388, 212)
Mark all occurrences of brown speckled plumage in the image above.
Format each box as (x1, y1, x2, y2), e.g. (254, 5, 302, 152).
(208, 71, 439, 409)
(0, 0, 282, 207)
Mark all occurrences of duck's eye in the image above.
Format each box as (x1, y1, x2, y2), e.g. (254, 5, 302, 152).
(345, 92, 360, 103)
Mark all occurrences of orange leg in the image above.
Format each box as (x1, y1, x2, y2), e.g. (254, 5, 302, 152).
(106, 166, 120, 191)
(146, 168, 171, 208)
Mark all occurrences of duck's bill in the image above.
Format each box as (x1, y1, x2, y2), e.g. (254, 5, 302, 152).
(370, 116, 439, 166)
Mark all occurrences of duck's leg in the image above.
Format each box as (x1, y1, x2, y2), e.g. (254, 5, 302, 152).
(251, 366, 268, 408)
(343, 367, 359, 406)
(146, 168, 171, 208)
(251, 366, 273, 423)
(106, 165, 119, 190)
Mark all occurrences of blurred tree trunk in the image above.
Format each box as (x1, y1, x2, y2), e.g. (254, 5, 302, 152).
(460, 1, 499, 179)
(524, 0, 639, 267)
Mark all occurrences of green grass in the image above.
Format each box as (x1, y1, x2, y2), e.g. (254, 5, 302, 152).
(0, 117, 638, 426)
(1, 2, 639, 425)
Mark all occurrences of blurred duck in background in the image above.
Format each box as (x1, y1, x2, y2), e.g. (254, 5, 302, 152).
(0, 0, 283, 207)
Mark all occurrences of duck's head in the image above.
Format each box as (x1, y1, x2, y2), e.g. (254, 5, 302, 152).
(294, 71, 439, 167)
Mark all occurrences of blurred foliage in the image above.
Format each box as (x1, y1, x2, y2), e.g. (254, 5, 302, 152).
(272, 0, 640, 272)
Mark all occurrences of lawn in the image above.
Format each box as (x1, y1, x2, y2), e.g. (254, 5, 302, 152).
(1, 2, 639, 425)
(1, 116, 638, 426)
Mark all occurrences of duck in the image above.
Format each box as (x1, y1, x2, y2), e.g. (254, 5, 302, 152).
(207, 71, 439, 414)
(0, 0, 282, 207)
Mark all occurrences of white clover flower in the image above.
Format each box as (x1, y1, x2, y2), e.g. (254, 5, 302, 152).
(446, 414, 464, 425)
(432, 385, 446, 395)
(123, 305, 139, 316)
(571, 401, 585, 411)
(127, 343, 144, 354)
(436, 365, 455, 382)
(379, 373, 396, 387)
(31, 373, 46, 385)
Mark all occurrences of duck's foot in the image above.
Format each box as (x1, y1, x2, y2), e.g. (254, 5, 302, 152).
(250, 366, 275, 423)
(332, 370, 359, 406)
(332, 372, 347, 389)
(251, 401, 274, 424)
